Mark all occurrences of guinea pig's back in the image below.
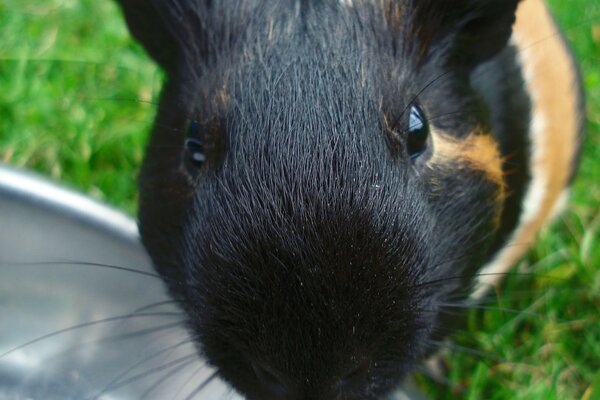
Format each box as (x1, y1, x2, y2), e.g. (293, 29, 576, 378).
(474, 0, 585, 296)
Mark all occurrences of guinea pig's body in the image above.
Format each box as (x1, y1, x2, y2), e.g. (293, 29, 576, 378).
(471, 0, 584, 297)
(115, 0, 584, 398)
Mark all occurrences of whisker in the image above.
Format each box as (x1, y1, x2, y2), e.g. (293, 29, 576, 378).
(131, 299, 183, 314)
(42, 321, 186, 375)
(2, 259, 165, 280)
(98, 353, 199, 395)
(493, 290, 553, 337)
(389, 71, 454, 131)
(140, 358, 199, 399)
(94, 301, 186, 355)
(413, 271, 569, 290)
(183, 371, 219, 400)
(518, 14, 600, 55)
(428, 340, 506, 364)
(0, 311, 182, 359)
(474, 286, 596, 303)
(410, 110, 465, 131)
(95, 321, 185, 343)
(437, 302, 545, 319)
(87, 96, 159, 106)
(172, 363, 208, 400)
(91, 338, 195, 400)
(6, 258, 190, 288)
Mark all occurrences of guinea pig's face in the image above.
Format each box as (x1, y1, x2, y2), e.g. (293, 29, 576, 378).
(118, 1, 518, 398)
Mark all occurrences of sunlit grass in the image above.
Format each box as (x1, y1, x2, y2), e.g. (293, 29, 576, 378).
(0, 0, 161, 213)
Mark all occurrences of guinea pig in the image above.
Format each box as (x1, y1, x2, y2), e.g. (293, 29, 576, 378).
(115, 0, 585, 399)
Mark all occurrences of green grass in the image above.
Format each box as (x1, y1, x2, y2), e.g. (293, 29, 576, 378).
(0, 0, 161, 214)
(1, 1, 598, 399)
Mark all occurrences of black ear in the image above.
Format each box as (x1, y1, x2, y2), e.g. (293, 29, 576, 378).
(409, 0, 521, 68)
(114, 0, 199, 73)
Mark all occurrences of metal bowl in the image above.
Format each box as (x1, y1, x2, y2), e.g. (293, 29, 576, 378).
(0, 165, 237, 399)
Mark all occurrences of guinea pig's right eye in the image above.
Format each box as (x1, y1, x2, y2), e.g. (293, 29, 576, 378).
(184, 120, 206, 168)
(406, 103, 429, 160)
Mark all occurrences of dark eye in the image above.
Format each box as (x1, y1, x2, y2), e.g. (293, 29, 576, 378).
(251, 362, 289, 396)
(185, 120, 206, 167)
(406, 104, 429, 159)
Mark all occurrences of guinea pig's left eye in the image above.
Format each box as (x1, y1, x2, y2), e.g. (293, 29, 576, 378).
(406, 104, 429, 159)
(185, 120, 206, 167)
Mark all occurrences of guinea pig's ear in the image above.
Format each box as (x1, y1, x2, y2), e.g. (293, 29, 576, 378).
(408, 0, 521, 68)
(114, 0, 201, 73)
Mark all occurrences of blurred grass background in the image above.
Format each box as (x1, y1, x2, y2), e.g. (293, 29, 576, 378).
(0, 0, 598, 398)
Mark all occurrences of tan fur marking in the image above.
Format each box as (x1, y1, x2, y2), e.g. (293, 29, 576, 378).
(473, 0, 582, 296)
(429, 129, 505, 190)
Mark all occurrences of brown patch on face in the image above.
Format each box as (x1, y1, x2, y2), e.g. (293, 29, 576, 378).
(428, 129, 507, 230)
(428, 128, 506, 192)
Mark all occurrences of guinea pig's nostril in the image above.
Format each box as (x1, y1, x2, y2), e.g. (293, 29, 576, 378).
(251, 361, 289, 397)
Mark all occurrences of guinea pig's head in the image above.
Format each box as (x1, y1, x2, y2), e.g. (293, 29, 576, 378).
(117, 1, 518, 398)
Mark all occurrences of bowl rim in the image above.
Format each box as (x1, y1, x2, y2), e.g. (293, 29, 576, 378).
(0, 164, 139, 243)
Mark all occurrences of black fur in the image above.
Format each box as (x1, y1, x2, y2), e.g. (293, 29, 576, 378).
(116, 1, 520, 398)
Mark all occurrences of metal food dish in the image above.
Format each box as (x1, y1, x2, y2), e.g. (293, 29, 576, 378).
(0, 165, 422, 400)
(0, 165, 238, 399)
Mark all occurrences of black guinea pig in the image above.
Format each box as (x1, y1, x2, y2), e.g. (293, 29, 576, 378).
(115, 0, 585, 399)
